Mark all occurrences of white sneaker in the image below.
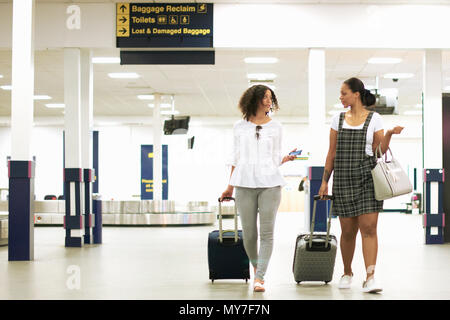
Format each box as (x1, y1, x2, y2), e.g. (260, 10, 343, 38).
(362, 277, 383, 293)
(338, 273, 353, 289)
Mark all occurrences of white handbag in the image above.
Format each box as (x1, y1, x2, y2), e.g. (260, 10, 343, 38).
(371, 145, 413, 201)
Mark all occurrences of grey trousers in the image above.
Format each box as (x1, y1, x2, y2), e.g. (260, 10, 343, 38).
(235, 186, 282, 281)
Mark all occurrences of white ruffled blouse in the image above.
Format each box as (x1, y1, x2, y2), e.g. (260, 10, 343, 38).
(227, 119, 286, 188)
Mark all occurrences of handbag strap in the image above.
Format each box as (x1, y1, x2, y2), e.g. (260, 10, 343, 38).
(376, 144, 393, 161)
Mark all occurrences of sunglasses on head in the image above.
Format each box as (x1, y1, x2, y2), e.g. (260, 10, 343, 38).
(255, 125, 262, 140)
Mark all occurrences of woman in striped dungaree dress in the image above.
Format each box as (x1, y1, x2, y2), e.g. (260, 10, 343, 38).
(319, 77, 404, 293)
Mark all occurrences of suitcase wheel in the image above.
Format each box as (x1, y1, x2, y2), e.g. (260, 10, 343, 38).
(211, 279, 214, 284)
(325, 281, 330, 284)
(297, 281, 301, 284)
(245, 279, 248, 283)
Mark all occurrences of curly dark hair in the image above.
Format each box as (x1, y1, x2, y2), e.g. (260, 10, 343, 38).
(238, 85, 279, 121)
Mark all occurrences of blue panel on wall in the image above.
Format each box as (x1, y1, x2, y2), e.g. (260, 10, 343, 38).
(141, 145, 154, 200)
(162, 145, 168, 200)
(93, 131, 99, 193)
(141, 145, 169, 200)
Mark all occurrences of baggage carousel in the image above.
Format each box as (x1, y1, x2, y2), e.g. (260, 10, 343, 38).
(0, 199, 218, 227)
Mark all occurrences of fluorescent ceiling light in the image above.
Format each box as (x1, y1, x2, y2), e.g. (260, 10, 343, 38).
(383, 73, 414, 79)
(34, 95, 52, 100)
(108, 72, 140, 79)
(148, 103, 172, 108)
(404, 110, 422, 115)
(161, 110, 180, 115)
(138, 95, 155, 100)
(244, 57, 278, 64)
(92, 57, 120, 64)
(1, 85, 11, 90)
(0, 75, 3, 78)
(368, 58, 402, 64)
(45, 103, 65, 108)
(247, 73, 277, 80)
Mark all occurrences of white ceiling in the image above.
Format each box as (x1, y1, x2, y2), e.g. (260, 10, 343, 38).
(1, 48, 450, 118)
(1, 1, 450, 118)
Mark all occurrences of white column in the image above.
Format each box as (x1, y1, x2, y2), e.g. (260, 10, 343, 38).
(64, 48, 82, 168)
(307, 48, 327, 166)
(423, 49, 443, 169)
(11, 0, 35, 161)
(153, 94, 163, 201)
(80, 49, 93, 169)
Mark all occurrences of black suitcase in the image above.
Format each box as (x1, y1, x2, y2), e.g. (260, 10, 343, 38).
(208, 197, 250, 283)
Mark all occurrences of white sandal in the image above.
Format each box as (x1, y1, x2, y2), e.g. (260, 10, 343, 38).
(253, 280, 265, 292)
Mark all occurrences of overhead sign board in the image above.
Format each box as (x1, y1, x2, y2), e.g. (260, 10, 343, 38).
(116, 2, 213, 48)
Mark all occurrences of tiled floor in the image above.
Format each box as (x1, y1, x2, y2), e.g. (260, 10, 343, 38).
(0, 212, 449, 300)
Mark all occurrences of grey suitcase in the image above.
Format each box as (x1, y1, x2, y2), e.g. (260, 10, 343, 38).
(293, 195, 337, 284)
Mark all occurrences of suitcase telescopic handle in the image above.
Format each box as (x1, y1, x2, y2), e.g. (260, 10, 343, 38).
(217, 197, 238, 243)
(313, 195, 335, 201)
(218, 197, 235, 202)
(309, 195, 334, 249)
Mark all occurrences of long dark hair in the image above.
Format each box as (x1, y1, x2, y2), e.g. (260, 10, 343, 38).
(344, 77, 376, 107)
(238, 85, 279, 121)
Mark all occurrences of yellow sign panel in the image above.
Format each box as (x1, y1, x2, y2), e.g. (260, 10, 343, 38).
(198, 4, 207, 13)
(117, 26, 129, 37)
(169, 15, 179, 25)
(180, 15, 190, 25)
(117, 3, 130, 15)
(148, 152, 154, 158)
(157, 15, 167, 24)
(117, 15, 129, 26)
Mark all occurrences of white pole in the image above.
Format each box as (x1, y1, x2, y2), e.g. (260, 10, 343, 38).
(11, 0, 35, 161)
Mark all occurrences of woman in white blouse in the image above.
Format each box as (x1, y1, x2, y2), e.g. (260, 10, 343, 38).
(220, 85, 296, 292)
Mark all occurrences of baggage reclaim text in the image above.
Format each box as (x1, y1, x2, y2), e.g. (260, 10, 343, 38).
(132, 5, 196, 14)
(131, 28, 211, 36)
(178, 304, 270, 317)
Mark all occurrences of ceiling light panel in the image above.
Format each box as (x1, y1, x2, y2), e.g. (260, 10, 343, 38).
(34, 95, 52, 100)
(108, 72, 140, 79)
(93, 57, 120, 64)
(137, 95, 155, 100)
(45, 103, 65, 108)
